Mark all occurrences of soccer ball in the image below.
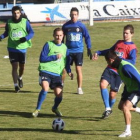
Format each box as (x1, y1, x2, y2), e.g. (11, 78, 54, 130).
(52, 118, 65, 131)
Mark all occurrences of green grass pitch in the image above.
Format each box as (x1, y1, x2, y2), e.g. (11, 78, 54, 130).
(0, 21, 140, 140)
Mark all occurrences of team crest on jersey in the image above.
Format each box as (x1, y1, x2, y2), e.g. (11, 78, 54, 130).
(76, 28, 80, 32)
(115, 51, 124, 57)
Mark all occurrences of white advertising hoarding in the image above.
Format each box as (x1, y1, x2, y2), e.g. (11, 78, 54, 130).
(21, 1, 140, 22)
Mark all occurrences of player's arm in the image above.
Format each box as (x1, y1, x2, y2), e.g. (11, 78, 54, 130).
(122, 64, 140, 85)
(92, 42, 117, 60)
(82, 24, 92, 60)
(122, 49, 136, 65)
(65, 50, 73, 79)
(0, 23, 8, 41)
(20, 20, 34, 43)
(39, 43, 58, 62)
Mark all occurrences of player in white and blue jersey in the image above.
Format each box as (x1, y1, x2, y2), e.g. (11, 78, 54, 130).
(62, 7, 92, 94)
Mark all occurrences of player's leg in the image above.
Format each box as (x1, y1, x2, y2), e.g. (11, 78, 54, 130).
(18, 52, 26, 88)
(100, 68, 112, 118)
(52, 75, 63, 116)
(118, 100, 132, 137)
(11, 62, 20, 92)
(109, 90, 117, 108)
(32, 72, 50, 117)
(9, 51, 20, 92)
(118, 92, 140, 137)
(75, 52, 83, 94)
(100, 79, 112, 118)
(62, 69, 66, 86)
(75, 65, 83, 94)
(109, 72, 122, 109)
(52, 87, 63, 117)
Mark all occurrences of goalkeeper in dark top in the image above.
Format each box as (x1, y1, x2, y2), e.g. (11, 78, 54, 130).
(0, 6, 34, 92)
(62, 7, 92, 94)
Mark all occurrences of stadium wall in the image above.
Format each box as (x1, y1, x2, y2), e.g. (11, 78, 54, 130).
(21, 1, 140, 22)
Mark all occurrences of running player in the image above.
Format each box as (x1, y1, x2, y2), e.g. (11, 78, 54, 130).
(92, 24, 137, 119)
(0, 6, 34, 92)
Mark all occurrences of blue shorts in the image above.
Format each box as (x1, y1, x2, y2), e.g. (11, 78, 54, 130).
(69, 52, 83, 66)
(9, 51, 26, 64)
(101, 68, 122, 92)
(39, 72, 62, 89)
(121, 86, 140, 107)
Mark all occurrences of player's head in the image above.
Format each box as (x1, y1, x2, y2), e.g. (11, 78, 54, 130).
(53, 28, 64, 44)
(12, 6, 22, 21)
(70, 7, 79, 23)
(123, 24, 134, 42)
(105, 50, 121, 68)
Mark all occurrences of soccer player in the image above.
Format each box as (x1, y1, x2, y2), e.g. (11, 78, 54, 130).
(0, 6, 34, 92)
(32, 28, 72, 117)
(62, 7, 92, 94)
(92, 25, 137, 119)
(105, 50, 140, 137)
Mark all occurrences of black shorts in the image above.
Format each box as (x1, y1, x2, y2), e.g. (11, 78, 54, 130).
(69, 53, 83, 66)
(101, 68, 122, 92)
(39, 72, 62, 89)
(9, 51, 26, 64)
(121, 87, 140, 107)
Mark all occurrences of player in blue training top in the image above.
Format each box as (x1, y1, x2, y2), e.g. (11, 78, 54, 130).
(105, 50, 140, 137)
(92, 25, 137, 119)
(0, 6, 34, 92)
(62, 7, 92, 94)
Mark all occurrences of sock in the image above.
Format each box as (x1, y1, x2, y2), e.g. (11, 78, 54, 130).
(19, 77, 22, 80)
(135, 107, 140, 113)
(52, 96, 62, 109)
(101, 89, 111, 110)
(109, 98, 116, 108)
(14, 83, 18, 87)
(125, 124, 131, 132)
(36, 90, 48, 110)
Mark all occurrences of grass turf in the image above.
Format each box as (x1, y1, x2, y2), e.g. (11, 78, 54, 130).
(0, 21, 140, 140)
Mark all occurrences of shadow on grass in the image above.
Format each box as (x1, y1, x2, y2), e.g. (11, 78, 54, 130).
(0, 88, 47, 94)
(0, 110, 55, 118)
(0, 110, 104, 122)
(0, 128, 120, 136)
(0, 128, 79, 134)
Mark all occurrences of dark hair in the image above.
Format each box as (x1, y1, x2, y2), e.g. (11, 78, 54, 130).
(12, 6, 21, 14)
(53, 28, 63, 35)
(124, 24, 134, 34)
(105, 50, 117, 61)
(70, 7, 79, 14)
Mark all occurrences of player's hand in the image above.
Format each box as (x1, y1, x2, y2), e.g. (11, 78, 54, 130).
(92, 53, 98, 60)
(87, 49, 92, 60)
(68, 73, 74, 80)
(57, 54, 62, 59)
(20, 37, 26, 43)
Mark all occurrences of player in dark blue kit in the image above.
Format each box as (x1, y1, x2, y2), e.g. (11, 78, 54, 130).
(62, 7, 92, 94)
(105, 50, 140, 137)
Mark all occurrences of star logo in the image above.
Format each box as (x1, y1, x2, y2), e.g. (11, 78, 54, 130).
(41, 5, 66, 21)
